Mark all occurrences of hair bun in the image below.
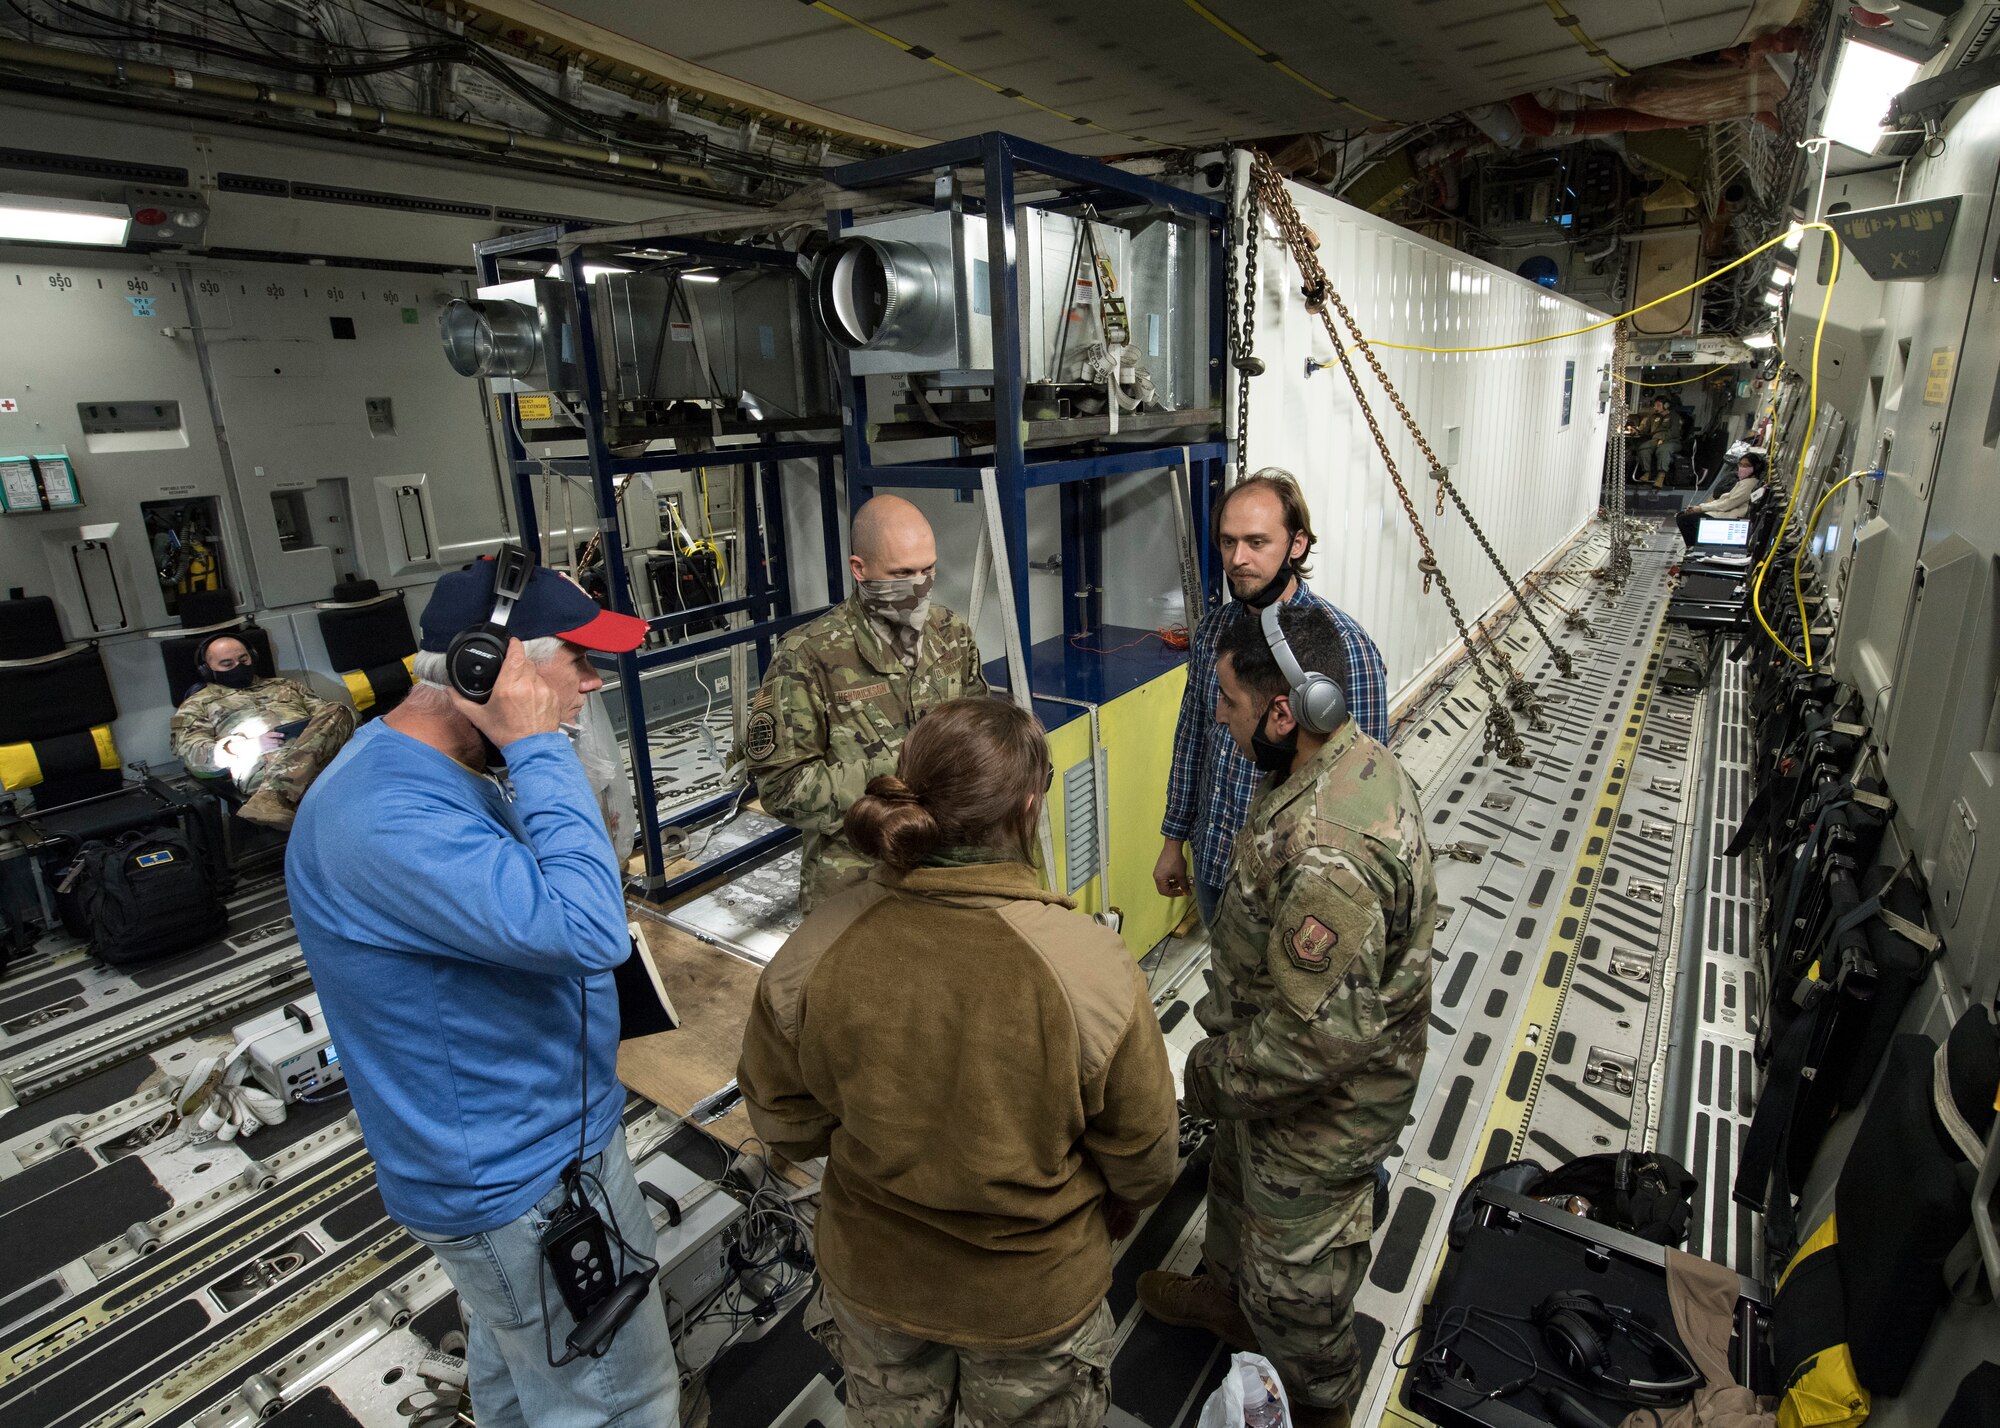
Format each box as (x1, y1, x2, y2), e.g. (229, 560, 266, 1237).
(864, 773, 923, 806)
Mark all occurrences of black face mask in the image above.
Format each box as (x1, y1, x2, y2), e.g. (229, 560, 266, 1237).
(207, 665, 256, 690)
(1241, 559, 1294, 611)
(1249, 697, 1297, 775)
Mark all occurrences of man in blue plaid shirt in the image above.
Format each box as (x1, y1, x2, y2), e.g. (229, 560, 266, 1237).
(1156, 472, 1389, 924)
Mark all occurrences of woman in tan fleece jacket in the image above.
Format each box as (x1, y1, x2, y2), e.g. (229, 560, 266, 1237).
(739, 697, 1179, 1428)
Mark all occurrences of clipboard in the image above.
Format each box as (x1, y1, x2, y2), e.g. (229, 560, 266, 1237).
(615, 922, 680, 1040)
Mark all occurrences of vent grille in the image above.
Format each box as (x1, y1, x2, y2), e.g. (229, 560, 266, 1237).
(289, 183, 493, 219)
(1063, 756, 1101, 893)
(0, 147, 187, 186)
(495, 206, 609, 227)
(210, 176, 616, 230)
(217, 173, 289, 197)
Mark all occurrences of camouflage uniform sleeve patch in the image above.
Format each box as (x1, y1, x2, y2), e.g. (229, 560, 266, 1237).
(744, 710, 778, 761)
(1267, 872, 1381, 1023)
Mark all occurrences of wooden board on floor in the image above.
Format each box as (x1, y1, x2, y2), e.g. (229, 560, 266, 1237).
(618, 916, 763, 1150)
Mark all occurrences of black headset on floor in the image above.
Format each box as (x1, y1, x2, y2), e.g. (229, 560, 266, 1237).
(446, 544, 534, 704)
(1260, 602, 1347, 735)
(1533, 1291, 1703, 1406)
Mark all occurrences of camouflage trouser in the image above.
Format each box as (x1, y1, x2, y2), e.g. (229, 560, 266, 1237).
(804, 1287, 1115, 1428)
(242, 705, 354, 805)
(1202, 1122, 1373, 1411)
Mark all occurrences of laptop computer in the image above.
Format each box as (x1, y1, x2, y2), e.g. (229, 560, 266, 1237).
(1695, 517, 1750, 548)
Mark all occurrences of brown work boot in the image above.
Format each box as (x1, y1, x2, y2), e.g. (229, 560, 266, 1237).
(237, 787, 295, 831)
(1134, 1271, 1258, 1352)
(1289, 1404, 1351, 1428)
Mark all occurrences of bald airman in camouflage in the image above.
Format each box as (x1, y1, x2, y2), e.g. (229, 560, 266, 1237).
(1139, 604, 1434, 1428)
(745, 496, 989, 910)
(170, 635, 355, 832)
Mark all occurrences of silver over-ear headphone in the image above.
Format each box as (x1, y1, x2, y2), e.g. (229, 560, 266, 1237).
(1260, 603, 1348, 735)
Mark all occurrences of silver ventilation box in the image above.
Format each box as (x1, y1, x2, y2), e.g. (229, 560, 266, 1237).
(811, 209, 993, 378)
(439, 267, 833, 431)
(810, 205, 1208, 408)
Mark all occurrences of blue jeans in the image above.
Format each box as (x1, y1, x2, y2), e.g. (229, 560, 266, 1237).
(407, 1133, 681, 1428)
(1195, 879, 1225, 928)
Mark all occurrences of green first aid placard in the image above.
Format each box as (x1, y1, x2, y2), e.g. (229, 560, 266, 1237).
(0, 456, 39, 512)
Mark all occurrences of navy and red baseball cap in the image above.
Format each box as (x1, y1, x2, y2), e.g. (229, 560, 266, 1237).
(418, 557, 648, 654)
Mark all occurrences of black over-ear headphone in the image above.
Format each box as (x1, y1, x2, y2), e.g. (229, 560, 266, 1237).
(1533, 1291, 1702, 1407)
(1260, 602, 1347, 735)
(447, 545, 534, 704)
(195, 633, 252, 681)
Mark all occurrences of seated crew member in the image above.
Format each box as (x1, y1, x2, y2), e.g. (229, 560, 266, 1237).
(1138, 605, 1436, 1428)
(168, 634, 354, 831)
(1676, 451, 1766, 548)
(745, 494, 989, 912)
(1157, 470, 1389, 925)
(285, 562, 680, 1428)
(1628, 396, 1681, 489)
(739, 698, 1178, 1428)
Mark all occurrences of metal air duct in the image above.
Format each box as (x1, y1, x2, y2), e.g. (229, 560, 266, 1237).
(439, 298, 543, 379)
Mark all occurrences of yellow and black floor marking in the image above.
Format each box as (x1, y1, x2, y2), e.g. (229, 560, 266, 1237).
(1350, 530, 1706, 1428)
(1470, 630, 1666, 1172)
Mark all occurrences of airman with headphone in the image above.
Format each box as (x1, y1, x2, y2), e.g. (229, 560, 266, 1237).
(168, 629, 355, 831)
(1137, 601, 1438, 1428)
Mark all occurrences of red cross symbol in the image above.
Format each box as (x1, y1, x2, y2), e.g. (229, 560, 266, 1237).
(0, 399, 17, 413)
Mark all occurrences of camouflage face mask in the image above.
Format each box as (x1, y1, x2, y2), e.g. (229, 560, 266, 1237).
(857, 573, 934, 667)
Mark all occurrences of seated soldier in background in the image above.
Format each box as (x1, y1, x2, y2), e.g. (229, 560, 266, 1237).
(169, 634, 354, 831)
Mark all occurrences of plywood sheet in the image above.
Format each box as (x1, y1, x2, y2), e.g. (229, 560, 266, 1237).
(616, 916, 763, 1150)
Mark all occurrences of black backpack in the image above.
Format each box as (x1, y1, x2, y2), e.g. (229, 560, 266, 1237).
(1450, 1152, 1698, 1250)
(68, 828, 227, 965)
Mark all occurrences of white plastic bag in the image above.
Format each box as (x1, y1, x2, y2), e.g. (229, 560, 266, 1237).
(571, 691, 638, 861)
(1198, 1352, 1292, 1428)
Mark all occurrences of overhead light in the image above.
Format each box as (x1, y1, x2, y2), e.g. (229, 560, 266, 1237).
(0, 193, 131, 247)
(1743, 331, 1777, 349)
(1764, 289, 1785, 307)
(1823, 38, 1922, 153)
(1769, 266, 1795, 287)
(546, 263, 634, 284)
(681, 271, 721, 284)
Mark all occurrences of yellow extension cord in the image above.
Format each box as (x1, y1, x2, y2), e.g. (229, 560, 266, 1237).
(1326, 223, 1843, 669)
(1621, 364, 1731, 388)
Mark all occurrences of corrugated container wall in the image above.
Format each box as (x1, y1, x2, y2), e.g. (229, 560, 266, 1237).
(1228, 156, 1613, 703)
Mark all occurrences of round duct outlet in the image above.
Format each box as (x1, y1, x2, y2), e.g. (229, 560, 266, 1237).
(810, 235, 948, 352)
(438, 297, 543, 379)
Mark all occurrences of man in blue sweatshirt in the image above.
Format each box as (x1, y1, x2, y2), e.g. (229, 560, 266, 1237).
(287, 559, 679, 1428)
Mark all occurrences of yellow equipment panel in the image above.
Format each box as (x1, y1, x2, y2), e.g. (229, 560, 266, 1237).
(1040, 661, 1194, 961)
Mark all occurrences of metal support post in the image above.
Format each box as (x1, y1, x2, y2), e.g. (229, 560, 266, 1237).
(817, 453, 846, 607)
(760, 449, 791, 621)
(565, 247, 667, 893)
(980, 133, 1035, 654)
(739, 460, 774, 675)
(979, 465, 1059, 884)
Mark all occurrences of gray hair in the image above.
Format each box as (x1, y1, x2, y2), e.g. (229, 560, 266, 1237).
(401, 636, 568, 712)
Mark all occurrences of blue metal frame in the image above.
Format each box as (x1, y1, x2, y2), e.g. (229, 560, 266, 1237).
(826, 133, 1230, 669)
(474, 225, 844, 900)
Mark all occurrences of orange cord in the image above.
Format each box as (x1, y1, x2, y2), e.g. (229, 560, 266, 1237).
(1067, 625, 1190, 655)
